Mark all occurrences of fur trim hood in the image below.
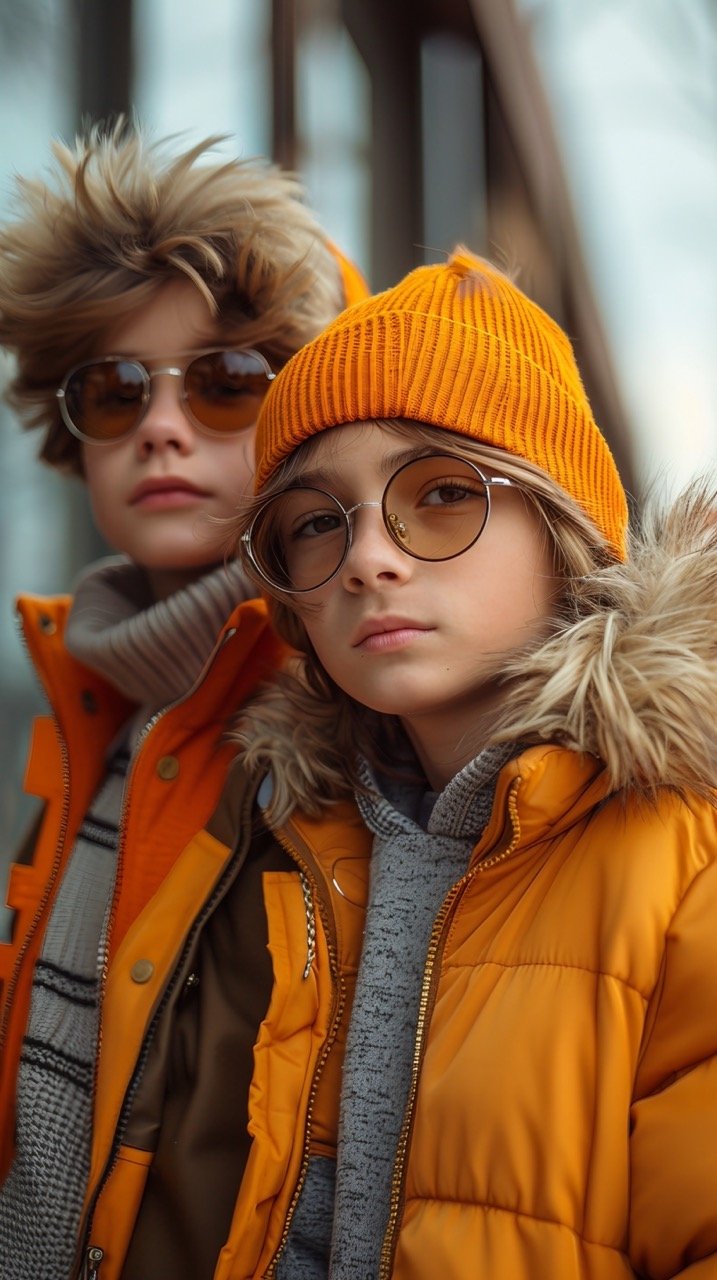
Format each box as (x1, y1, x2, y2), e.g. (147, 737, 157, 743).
(235, 482, 717, 819)
(496, 480, 717, 799)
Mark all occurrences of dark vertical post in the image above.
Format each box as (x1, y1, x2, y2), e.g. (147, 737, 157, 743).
(272, 0, 297, 168)
(342, 0, 423, 288)
(67, 0, 135, 565)
(72, 0, 134, 125)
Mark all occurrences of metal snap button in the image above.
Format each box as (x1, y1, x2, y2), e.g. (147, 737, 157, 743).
(156, 755, 180, 781)
(130, 959, 155, 984)
(38, 613, 57, 636)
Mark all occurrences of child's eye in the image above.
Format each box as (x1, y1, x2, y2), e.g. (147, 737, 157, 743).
(420, 479, 485, 507)
(200, 380, 255, 401)
(291, 511, 344, 539)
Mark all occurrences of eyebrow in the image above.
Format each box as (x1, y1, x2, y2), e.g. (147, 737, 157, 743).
(294, 443, 439, 489)
(101, 344, 224, 363)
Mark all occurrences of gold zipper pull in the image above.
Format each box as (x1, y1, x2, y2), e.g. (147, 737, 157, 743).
(86, 1245, 104, 1279)
(299, 870, 316, 979)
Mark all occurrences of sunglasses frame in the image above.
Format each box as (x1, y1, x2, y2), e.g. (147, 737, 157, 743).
(242, 453, 515, 594)
(56, 346, 276, 444)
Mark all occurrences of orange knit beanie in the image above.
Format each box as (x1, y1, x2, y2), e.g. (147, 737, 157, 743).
(254, 246, 628, 558)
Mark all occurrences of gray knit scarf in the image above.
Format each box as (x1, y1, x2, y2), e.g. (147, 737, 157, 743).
(65, 555, 252, 711)
(276, 743, 514, 1280)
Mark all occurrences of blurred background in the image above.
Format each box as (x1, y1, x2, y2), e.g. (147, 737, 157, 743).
(0, 0, 715, 864)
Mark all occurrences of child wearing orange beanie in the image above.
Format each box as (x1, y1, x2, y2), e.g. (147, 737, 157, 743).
(233, 248, 717, 1279)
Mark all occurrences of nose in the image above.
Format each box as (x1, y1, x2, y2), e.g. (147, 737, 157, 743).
(133, 369, 195, 458)
(340, 504, 414, 592)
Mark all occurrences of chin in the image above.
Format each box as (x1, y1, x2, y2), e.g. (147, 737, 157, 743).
(135, 547, 223, 572)
(348, 687, 434, 718)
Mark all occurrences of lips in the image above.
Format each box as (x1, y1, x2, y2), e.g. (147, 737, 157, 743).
(130, 476, 209, 504)
(351, 615, 432, 647)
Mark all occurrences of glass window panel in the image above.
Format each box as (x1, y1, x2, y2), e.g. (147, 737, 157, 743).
(421, 33, 487, 264)
(0, 0, 79, 901)
(296, 19, 371, 279)
(515, 0, 717, 490)
(133, 0, 271, 157)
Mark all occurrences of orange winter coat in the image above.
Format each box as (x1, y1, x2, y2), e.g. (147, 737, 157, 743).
(98, 745, 717, 1279)
(375, 743, 717, 1278)
(236, 492, 717, 1279)
(0, 594, 373, 1279)
(0, 594, 280, 1170)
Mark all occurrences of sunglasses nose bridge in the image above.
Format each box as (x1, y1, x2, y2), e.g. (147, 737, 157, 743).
(129, 364, 197, 445)
(146, 364, 184, 382)
(146, 365, 187, 412)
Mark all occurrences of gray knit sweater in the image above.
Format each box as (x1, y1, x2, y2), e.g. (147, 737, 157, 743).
(277, 743, 513, 1280)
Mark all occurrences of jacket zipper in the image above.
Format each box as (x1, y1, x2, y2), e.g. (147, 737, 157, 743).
(298, 868, 317, 978)
(263, 817, 343, 1278)
(80, 804, 331, 1280)
(90, 624, 237, 1037)
(72, 707, 168, 1279)
(92, 703, 164, 1062)
(378, 781, 522, 1279)
(75, 776, 259, 1276)
(87, 624, 238, 1106)
(74, 633, 240, 1275)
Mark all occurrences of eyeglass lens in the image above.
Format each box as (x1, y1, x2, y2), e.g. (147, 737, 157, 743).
(61, 350, 272, 441)
(249, 455, 490, 592)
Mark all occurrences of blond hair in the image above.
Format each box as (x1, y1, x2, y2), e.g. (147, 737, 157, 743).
(0, 119, 348, 475)
(232, 420, 618, 823)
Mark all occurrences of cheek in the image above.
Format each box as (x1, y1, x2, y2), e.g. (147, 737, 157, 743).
(299, 614, 330, 664)
(523, 538, 559, 613)
(82, 454, 120, 530)
(214, 431, 256, 502)
(298, 606, 346, 679)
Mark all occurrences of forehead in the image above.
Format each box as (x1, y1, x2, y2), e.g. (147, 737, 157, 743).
(294, 420, 438, 488)
(97, 279, 218, 358)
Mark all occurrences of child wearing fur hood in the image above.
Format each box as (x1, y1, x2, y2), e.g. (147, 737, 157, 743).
(232, 248, 717, 1279)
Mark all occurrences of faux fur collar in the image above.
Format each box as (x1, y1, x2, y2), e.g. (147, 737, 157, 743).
(235, 482, 717, 819)
(497, 481, 717, 798)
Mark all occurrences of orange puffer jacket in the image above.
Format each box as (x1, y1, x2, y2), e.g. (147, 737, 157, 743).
(74, 739, 717, 1280)
(236, 492, 717, 1279)
(69, 742, 717, 1280)
(375, 743, 717, 1279)
(0, 594, 373, 1279)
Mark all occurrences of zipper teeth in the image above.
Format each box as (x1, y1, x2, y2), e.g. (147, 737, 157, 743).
(74, 635, 237, 1272)
(76, 779, 258, 1272)
(263, 820, 343, 1279)
(0, 616, 72, 1057)
(72, 706, 172, 1277)
(81, 628, 229, 1200)
(298, 870, 317, 980)
(87, 712, 162, 1150)
(378, 783, 522, 1279)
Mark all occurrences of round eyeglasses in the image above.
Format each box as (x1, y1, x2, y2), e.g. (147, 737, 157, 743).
(56, 347, 275, 444)
(242, 453, 514, 593)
